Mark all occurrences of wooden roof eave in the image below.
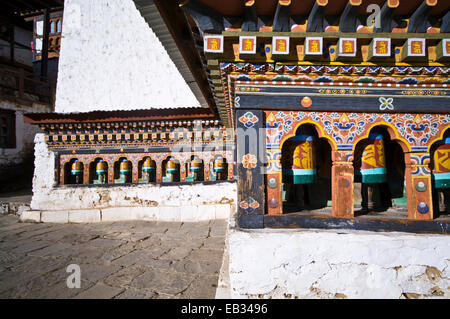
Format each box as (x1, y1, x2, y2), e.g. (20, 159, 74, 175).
(23, 108, 215, 125)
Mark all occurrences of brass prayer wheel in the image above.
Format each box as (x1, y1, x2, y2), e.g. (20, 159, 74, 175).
(96, 160, 107, 175)
(142, 158, 155, 173)
(166, 158, 177, 174)
(119, 159, 131, 174)
(190, 157, 202, 172)
(214, 157, 226, 173)
(71, 160, 83, 176)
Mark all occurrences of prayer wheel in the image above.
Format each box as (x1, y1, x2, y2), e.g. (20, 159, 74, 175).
(358, 133, 386, 184)
(142, 158, 155, 174)
(190, 157, 202, 172)
(96, 160, 107, 176)
(119, 159, 131, 175)
(71, 160, 83, 176)
(433, 137, 450, 189)
(166, 157, 177, 174)
(213, 157, 226, 173)
(283, 134, 316, 184)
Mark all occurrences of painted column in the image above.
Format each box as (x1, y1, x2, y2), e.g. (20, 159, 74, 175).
(406, 153, 434, 220)
(59, 157, 64, 185)
(156, 160, 162, 183)
(107, 159, 114, 184)
(82, 160, 89, 185)
(266, 148, 282, 215)
(236, 110, 265, 228)
(180, 161, 186, 182)
(204, 160, 210, 181)
(131, 159, 139, 183)
(331, 150, 354, 218)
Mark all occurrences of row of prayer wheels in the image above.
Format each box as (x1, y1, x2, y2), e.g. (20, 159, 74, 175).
(283, 130, 388, 185)
(70, 157, 228, 184)
(282, 128, 449, 214)
(71, 157, 227, 176)
(282, 131, 450, 188)
(282, 128, 389, 211)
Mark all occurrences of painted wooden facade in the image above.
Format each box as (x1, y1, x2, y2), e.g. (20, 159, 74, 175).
(24, 0, 450, 233)
(25, 111, 237, 188)
(177, 0, 450, 232)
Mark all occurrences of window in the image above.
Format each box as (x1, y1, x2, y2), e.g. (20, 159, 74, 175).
(0, 110, 15, 148)
(57, 20, 62, 33)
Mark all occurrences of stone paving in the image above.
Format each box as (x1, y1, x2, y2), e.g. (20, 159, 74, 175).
(0, 214, 227, 299)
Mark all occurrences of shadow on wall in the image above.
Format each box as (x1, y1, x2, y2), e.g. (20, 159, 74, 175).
(0, 147, 35, 193)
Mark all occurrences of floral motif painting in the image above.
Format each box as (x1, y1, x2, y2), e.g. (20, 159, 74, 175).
(265, 111, 449, 152)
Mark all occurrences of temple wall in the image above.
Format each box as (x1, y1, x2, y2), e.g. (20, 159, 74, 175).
(0, 26, 32, 66)
(27, 134, 237, 222)
(55, 0, 200, 112)
(0, 101, 47, 166)
(228, 228, 450, 299)
(0, 101, 50, 191)
(0, 101, 51, 168)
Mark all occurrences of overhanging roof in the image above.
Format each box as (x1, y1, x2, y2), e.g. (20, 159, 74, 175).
(192, 0, 449, 17)
(23, 108, 215, 125)
(1, 0, 64, 17)
(132, 0, 221, 123)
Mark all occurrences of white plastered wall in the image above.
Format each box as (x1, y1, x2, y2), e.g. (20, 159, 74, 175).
(55, 0, 201, 112)
(27, 134, 237, 223)
(227, 228, 450, 299)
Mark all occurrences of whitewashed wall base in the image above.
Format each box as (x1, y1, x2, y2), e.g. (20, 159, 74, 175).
(20, 204, 233, 223)
(227, 228, 450, 299)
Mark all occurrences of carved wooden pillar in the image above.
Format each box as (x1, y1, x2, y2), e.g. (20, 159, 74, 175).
(266, 148, 282, 215)
(107, 159, 114, 184)
(59, 157, 64, 185)
(83, 161, 89, 185)
(41, 8, 50, 78)
(204, 159, 210, 181)
(331, 150, 354, 218)
(236, 109, 265, 228)
(131, 159, 139, 183)
(180, 163, 185, 182)
(156, 160, 162, 183)
(228, 161, 234, 181)
(405, 153, 434, 220)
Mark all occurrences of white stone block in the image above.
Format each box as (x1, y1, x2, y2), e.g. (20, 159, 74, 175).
(215, 204, 231, 219)
(133, 207, 159, 221)
(41, 211, 69, 223)
(197, 205, 215, 221)
(20, 210, 41, 223)
(180, 205, 198, 222)
(159, 206, 181, 221)
(0, 204, 9, 214)
(101, 207, 136, 222)
(17, 205, 31, 215)
(68, 210, 101, 223)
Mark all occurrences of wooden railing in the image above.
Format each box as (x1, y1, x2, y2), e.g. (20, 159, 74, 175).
(0, 64, 55, 106)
